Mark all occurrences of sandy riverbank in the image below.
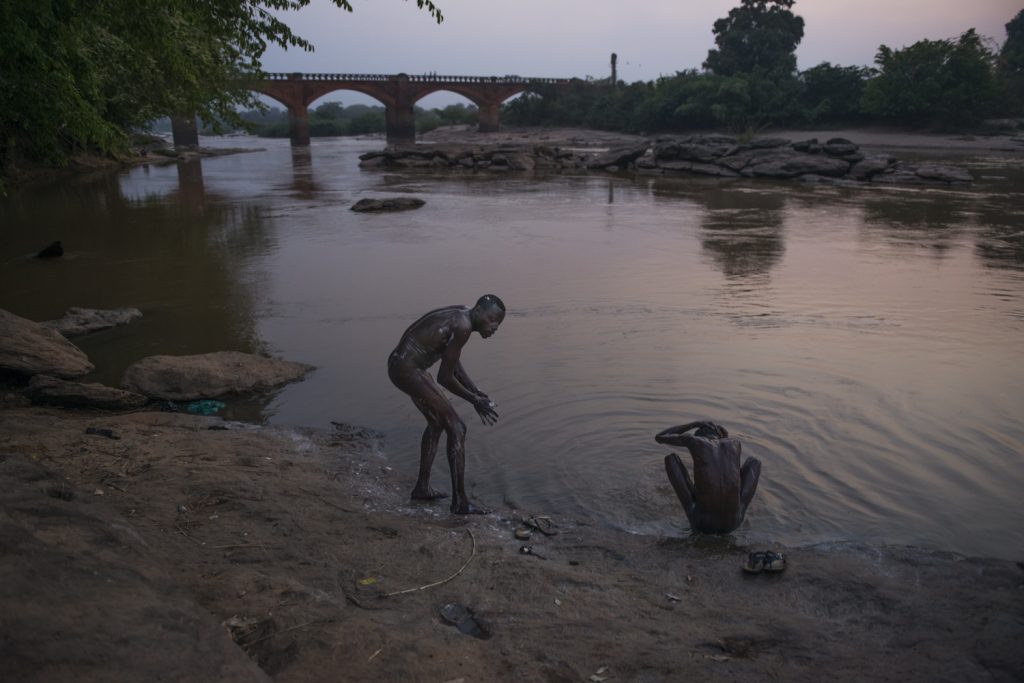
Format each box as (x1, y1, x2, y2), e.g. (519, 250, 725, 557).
(1, 399, 1021, 682)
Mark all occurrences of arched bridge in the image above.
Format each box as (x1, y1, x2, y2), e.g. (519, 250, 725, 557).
(171, 72, 574, 147)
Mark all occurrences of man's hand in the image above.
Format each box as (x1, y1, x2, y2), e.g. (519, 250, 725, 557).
(473, 396, 499, 425)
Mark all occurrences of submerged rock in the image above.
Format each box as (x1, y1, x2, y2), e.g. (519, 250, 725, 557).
(0, 309, 94, 379)
(351, 197, 426, 212)
(41, 307, 142, 337)
(121, 351, 314, 400)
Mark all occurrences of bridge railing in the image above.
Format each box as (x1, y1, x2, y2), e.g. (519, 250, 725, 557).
(262, 72, 572, 85)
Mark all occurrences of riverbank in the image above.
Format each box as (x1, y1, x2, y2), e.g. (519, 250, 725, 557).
(1, 399, 1021, 682)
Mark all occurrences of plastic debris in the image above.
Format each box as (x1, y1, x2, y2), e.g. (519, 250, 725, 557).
(185, 399, 226, 416)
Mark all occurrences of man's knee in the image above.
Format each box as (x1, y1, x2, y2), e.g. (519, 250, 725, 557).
(443, 414, 466, 439)
(742, 457, 762, 479)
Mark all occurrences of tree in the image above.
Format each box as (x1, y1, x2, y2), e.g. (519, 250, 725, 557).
(0, 1, 442, 179)
(996, 9, 1024, 114)
(862, 29, 997, 128)
(704, 0, 805, 77)
(799, 62, 873, 124)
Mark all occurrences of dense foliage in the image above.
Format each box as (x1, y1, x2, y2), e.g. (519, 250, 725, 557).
(0, 0, 441, 178)
(862, 29, 997, 129)
(506, 3, 1022, 134)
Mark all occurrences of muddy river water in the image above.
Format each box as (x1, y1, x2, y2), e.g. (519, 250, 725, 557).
(2, 136, 1022, 559)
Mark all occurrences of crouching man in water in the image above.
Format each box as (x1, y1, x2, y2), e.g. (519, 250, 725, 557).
(655, 421, 761, 534)
(387, 295, 505, 515)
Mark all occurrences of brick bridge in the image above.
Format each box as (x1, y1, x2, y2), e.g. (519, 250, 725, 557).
(171, 72, 574, 147)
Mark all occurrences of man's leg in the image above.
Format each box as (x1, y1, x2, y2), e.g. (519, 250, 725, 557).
(410, 402, 447, 500)
(664, 453, 698, 528)
(390, 367, 451, 501)
(739, 457, 761, 510)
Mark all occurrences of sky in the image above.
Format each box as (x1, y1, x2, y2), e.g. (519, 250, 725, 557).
(260, 0, 1022, 108)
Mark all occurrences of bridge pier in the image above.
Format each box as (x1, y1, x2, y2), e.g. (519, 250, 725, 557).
(477, 102, 501, 133)
(171, 114, 199, 148)
(385, 105, 416, 145)
(288, 104, 311, 146)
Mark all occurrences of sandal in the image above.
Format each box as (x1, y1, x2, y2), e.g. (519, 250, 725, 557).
(742, 550, 787, 574)
(763, 550, 786, 572)
(742, 551, 767, 573)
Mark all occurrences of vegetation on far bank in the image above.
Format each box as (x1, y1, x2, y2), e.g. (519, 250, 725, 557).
(504, 2, 1024, 135)
(2, 0, 1022, 189)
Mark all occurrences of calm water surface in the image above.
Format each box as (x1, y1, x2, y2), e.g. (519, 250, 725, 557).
(2, 136, 1022, 559)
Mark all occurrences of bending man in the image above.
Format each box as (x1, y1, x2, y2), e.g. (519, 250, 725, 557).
(655, 421, 761, 534)
(387, 295, 505, 514)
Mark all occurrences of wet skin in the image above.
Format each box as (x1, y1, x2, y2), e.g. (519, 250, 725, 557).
(655, 421, 761, 534)
(387, 298, 504, 515)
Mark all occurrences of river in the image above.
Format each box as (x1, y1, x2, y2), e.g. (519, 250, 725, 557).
(2, 135, 1022, 560)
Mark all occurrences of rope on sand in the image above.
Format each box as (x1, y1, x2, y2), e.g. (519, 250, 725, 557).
(382, 528, 477, 597)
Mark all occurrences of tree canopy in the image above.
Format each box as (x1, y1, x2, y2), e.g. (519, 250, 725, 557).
(703, 0, 805, 77)
(0, 1, 442, 177)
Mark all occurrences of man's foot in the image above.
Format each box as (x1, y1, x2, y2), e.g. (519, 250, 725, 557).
(411, 487, 450, 501)
(451, 501, 490, 515)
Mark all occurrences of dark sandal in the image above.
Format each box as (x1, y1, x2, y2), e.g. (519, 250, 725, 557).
(743, 551, 767, 573)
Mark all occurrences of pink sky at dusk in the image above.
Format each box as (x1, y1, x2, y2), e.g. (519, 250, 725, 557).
(260, 0, 1020, 106)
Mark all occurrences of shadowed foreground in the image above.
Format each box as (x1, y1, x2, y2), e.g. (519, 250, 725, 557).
(1, 406, 1021, 682)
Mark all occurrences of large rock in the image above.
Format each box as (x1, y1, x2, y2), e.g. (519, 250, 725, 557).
(586, 144, 650, 169)
(914, 163, 973, 183)
(0, 309, 94, 379)
(745, 153, 851, 178)
(121, 351, 314, 400)
(351, 197, 426, 212)
(25, 375, 148, 410)
(849, 154, 896, 180)
(41, 306, 142, 337)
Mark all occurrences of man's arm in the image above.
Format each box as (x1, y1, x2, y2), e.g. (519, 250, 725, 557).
(437, 327, 498, 425)
(455, 361, 485, 398)
(654, 422, 706, 448)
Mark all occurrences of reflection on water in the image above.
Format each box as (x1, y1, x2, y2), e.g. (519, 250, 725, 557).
(2, 137, 1022, 560)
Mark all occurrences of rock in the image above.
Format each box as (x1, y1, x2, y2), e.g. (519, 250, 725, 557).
(0, 309, 94, 379)
(749, 137, 791, 149)
(849, 154, 896, 180)
(745, 153, 851, 178)
(36, 241, 64, 259)
(914, 163, 973, 183)
(791, 138, 820, 153)
(121, 351, 314, 400)
(25, 375, 148, 410)
(653, 141, 680, 160)
(659, 160, 740, 177)
(871, 166, 933, 185)
(351, 197, 426, 212)
(824, 141, 860, 156)
(586, 144, 650, 169)
(675, 143, 732, 163)
(41, 307, 142, 337)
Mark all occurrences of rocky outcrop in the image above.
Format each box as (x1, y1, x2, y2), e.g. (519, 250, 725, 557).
(636, 135, 969, 184)
(0, 309, 94, 379)
(351, 197, 426, 212)
(120, 351, 314, 400)
(41, 307, 142, 337)
(360, 145, 587, 173)
(361, 135, 973, 186)
(25, 375, 149, 410)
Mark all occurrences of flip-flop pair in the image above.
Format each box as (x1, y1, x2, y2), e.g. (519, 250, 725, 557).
(743, 550, 786, 573)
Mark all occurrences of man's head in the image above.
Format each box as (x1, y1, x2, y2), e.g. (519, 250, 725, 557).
(471, 294, 505, 338)
(695, 422, 728, 439)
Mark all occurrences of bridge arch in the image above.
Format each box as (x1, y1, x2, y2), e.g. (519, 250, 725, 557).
(172, 73, 572, 147)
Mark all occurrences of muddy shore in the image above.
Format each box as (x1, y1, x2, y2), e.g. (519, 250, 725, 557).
(2, 126, 1023, 681)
